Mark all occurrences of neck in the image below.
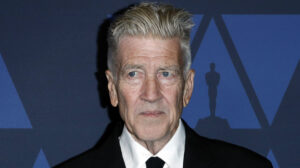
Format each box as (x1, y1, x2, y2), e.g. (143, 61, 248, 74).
(140, 136, 171, 154)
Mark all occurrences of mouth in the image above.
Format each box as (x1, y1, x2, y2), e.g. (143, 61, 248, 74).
(140, 111, 165, 117)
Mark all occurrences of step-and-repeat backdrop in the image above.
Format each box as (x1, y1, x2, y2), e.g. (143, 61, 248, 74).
(0, 0, 299, 167)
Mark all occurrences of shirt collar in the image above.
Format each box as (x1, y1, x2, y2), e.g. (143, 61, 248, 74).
(119, 119, 186, 168)
(119, 124, 152, 168)
(156, 119, 185, 168)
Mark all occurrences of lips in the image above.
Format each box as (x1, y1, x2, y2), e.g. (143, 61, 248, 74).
(140, 111, 164, 117)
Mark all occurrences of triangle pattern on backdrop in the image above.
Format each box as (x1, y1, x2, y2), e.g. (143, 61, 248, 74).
(0, 53, 32, 128)
(267, 150, 279, 168)
(183, 20, 260, 129)
(190, 14, 203, 42)
(223, 15, 300, 125)
(33, 149, 50, 168)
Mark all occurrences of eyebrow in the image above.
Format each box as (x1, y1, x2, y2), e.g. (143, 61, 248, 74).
(121, 64, 144, 71)
(158, 65, 181, 72)
(158, 65, 181, 73)
(120, 64, 181, 73)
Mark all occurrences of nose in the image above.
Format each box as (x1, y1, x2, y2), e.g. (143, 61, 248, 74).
(141, 76, 162, 102)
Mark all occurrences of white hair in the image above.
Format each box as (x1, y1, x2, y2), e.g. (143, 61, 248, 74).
(107, 2, 194, 78)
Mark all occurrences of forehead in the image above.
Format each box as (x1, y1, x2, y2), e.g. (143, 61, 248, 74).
(117, 36, 182, 67)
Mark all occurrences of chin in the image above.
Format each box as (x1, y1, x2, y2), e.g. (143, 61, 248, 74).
(136, 123, 170, 142)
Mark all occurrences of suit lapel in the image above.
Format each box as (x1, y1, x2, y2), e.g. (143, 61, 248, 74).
(183, 121, 216, 168)
(92, 122, 126, 168)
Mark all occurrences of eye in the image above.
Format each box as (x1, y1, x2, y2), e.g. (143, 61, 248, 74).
(157, 69, 179, 85)
(128, 71, 137, 77)
(162, 71, 170, 77)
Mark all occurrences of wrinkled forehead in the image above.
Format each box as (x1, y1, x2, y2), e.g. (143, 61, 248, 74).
(116, 35, 184, 69)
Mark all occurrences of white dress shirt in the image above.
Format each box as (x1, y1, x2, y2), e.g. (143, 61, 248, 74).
(119, 119, 186, 168)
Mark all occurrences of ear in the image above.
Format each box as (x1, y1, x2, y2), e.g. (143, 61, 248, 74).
(183, 69, 195, 107)
(105, 70, 118, 107)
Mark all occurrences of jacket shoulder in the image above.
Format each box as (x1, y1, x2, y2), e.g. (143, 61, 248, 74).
(208, 138, 273, 167)
(53, 122, 125, 168)
(184, 122, 273, 168)
(53, 147, 105, 168)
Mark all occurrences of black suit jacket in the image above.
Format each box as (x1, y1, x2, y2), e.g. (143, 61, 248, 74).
(54, 121, 273, 168)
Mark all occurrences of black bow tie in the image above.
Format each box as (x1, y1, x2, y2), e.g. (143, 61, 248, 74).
(146, 157, 165, 168)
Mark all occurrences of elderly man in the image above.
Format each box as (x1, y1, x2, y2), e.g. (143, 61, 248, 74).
(55, 2, 272, 168)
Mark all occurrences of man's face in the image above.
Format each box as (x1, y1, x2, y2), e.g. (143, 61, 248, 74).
(106, 36, 194, 144)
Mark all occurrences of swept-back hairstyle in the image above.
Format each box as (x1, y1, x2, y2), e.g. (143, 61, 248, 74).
(107, 2, 194, 77)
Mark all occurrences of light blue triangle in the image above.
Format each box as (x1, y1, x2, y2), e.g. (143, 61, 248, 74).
(190, 14, 203, 42)
(223, 15, 300, 125)
(267, 150, 279, 168)
(183, 20, 261, 129)
(0, 53, 32, 128)
(33, 149, 50, 168)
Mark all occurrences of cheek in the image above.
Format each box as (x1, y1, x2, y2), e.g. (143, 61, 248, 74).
(118, 83, 141, 119)
(161, 84, 183, 117)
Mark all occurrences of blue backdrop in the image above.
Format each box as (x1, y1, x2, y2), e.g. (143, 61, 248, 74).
(0, 0, 299, 167)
